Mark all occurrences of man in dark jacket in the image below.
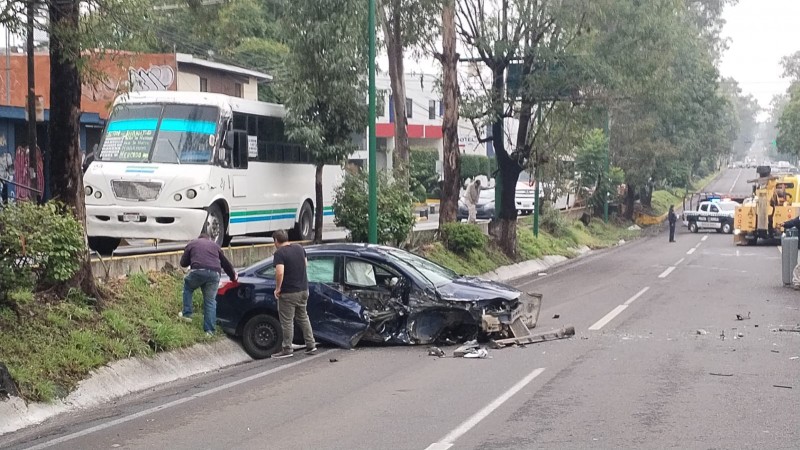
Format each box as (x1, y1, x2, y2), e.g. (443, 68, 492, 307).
(179, 232, 237, 335)
(668, 205, 677, 243)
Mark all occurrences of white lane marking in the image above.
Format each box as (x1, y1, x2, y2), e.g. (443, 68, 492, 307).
(730, 169, 742, 193)
(658, 266, 676, 278)
(623, 287, 650, 306)
(25, 351, 334, 450)
(588, 305, 629, 331)
(675, 258, 685, 266)
(425, 367, 546, 450)
(687, 248, 696, 255)
(702, 236, 708, 242)
(736, 250, 740, 257)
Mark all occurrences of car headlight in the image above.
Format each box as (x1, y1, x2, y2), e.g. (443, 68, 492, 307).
(94, 191, 102, 199)
(84, 186, 93, 196)
(174, 193, 183, 201)
(186, 189, 197, 199)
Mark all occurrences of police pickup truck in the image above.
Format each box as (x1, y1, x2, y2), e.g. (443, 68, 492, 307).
(682, 200, 737, 234)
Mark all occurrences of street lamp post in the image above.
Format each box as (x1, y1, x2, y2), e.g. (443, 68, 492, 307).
(367, 0, 378, 244)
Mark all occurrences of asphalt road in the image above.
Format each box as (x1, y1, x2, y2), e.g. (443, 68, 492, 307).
(702, 167, 753, 197)
(4, 170, 799, 450)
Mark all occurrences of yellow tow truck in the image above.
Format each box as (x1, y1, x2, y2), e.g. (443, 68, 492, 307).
(734, 166, 800, 245)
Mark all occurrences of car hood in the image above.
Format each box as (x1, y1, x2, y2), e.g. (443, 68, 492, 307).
(436, 276, 519, 302)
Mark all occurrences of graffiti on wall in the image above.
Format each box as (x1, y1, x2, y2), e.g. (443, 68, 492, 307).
(128, 65, 176, 92)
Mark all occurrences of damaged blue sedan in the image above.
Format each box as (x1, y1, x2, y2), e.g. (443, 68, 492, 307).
(216, 244, 542, 359)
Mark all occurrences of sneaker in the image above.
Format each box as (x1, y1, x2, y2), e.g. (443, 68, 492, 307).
(205, 331, 215, 337)
(178, 312, 192, 323)
(305, 347, 318, 355)
(271, 348, 294, 359)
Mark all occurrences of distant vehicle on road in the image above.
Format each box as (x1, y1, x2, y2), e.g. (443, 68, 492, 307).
(458, 187, 496, 220)
(682, 200, 736, 234)
(84, 91, 342, 255)
(216, 244, 542, 359)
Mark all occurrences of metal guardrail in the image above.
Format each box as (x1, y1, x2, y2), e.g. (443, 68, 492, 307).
(0, 176, 43, 195)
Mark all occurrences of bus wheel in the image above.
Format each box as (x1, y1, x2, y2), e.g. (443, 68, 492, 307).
(205, 204, 228, 247)
(289, 202, 313, 241)
(88, 236, 121, 256)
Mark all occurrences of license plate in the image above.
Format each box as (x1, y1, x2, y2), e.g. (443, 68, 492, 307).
(122, 213, 140, 222)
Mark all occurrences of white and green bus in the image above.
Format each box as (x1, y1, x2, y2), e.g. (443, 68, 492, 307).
(84, 91, 342, 254)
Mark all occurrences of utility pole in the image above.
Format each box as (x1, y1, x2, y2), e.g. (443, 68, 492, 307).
(367, 0, 377, 244)
(26, 0, 38, 200)
(533, 105, 541, 237)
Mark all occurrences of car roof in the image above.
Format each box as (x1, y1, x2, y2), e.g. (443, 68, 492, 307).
(301, 243, 399, 258)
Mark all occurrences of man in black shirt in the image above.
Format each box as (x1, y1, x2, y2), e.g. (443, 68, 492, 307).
(179, 232, 238, 335)
(271, 229, 317, 358)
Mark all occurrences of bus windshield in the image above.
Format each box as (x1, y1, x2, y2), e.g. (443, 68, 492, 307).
(98, 103, 220, 164)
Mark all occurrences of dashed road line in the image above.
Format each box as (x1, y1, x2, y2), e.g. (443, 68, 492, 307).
(702, 236, 708, 242)
(588, 305, 629, 331)
(24, 351, 334, 450)
(675, 258, 685, 266)
(623, 287, 650, 306)
(658, 266, 676, 278)
(425, 368, 546, 450)
(730, 169, 742, 193)
(687, 248, 696, 255)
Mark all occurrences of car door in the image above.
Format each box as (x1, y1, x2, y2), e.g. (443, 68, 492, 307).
(708, 204, 721, 228)
(698, 203, 709, 227)
(304, 255, 370, 348)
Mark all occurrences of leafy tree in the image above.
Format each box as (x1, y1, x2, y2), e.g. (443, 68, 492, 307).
(281, 0, 368, 243)
(777, 85, 800, 157)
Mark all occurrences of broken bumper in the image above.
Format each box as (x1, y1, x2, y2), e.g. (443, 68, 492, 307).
(481, 292, 542, 335)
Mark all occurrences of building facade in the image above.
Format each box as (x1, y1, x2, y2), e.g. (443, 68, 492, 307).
(0, 51, 269, 201)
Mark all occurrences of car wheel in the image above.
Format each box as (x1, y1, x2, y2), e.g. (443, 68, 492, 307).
(688, 222, 698, 233)
(721, 222, 732, 234)
(205, 204, 228, 247)
(289, 202, 313, 241)
(242, 314, 282, 359)
(88, 236, 121, 256)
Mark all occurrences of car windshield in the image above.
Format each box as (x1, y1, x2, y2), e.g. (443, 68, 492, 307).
(386, 249, 458, 287)
(98, 103, 220, 164)
(718, 202, 736, 211)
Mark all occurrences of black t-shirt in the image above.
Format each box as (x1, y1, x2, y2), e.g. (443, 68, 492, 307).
(273, 244, 308, 293)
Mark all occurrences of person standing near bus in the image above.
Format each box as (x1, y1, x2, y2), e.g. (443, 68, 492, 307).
(179, 232, 238, 335)
(271, 230, 317, 358)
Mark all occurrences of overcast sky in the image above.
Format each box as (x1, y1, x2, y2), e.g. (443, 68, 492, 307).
(719, 0, 800, 114)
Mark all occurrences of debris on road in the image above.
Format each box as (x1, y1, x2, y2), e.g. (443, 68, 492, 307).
(428, 347, 446, 357)
(737, 332, 744, 338)
(329, 358, 338, 363)
(463, 348, 489, 359)
(627, 224, 642, 231)
(773, 385, 793, 389)
(790, 356, 799, 361)
(720, 330, 725, 341)
(709, 373, 734, 377)
(774, 325, 800, 333)
(552, 314, 560, 319)
(771, 350, 780, 353)
(453, 340, 479, 357)
(489, 326, 576, 348)
(736, 312, 751, 320)
(696, 329, 709, 335)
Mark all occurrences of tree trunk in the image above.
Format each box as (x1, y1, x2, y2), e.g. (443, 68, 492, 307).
(438, 0, 459, 226)
(314, 163, 323, 244)
(49, 0, 100, 301)
(625, 183, 636, 221)
(380, 0, 410, 184)
(488, 67, 520, 259)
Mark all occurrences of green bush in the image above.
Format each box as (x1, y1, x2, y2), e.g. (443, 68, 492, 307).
(410, 147, 439, 201)
(333, 170, 416, 246)
(441, 222, 487, 254)
(460, 154, 494, 183)
(0, 202, 85, 304)
(540, 202, 570, 237)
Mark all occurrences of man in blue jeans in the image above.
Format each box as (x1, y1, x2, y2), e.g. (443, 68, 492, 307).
(179, 232, 238, 335)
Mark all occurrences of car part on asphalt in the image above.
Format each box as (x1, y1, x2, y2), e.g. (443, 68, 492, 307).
(488, 326, 576, 348)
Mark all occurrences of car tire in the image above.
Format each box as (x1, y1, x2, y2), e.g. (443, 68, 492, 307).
(242, 314, 282, 359)
(205, 204, 228, 247)
(289, 202, 313, 241)
(721, 222, 732, 234)
(88, 236, 121, 256)
(688, 222, 699, 233)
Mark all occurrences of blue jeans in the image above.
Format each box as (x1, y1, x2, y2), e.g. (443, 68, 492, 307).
(182, 269, 221, 333)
